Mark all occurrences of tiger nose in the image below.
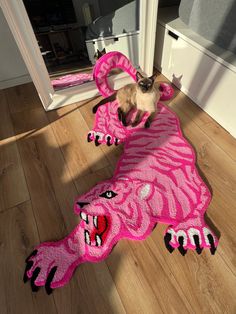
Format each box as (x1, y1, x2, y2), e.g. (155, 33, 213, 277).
(77, 202, 90, 208)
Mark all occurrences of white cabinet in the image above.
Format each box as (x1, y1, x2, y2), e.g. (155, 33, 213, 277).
(155, 7, 236, 138)
(86, 31, 139, 67)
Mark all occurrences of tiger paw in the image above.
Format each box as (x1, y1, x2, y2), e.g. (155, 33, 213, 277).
(164, 225, 218, 256)
(23, 243, 79, 294)
(159, 82, 174, 101)
(87, 131, 120, 146)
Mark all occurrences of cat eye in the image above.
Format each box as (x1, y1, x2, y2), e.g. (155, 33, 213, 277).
(99, 190, 118, 199)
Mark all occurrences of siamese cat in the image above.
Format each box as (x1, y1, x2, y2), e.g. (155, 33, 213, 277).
(94, 48, 122, 75)
(94, 48, 106, 61)
(93, 71, 160, 128)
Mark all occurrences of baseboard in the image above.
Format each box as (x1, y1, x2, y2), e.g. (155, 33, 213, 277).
(0, 74, 32, 89)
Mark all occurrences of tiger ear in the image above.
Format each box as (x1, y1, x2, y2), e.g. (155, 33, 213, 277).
(139, 183, 152, 200)
(136, 71, 143, 81)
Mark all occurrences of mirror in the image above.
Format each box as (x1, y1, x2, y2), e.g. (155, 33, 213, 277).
(23, 0, 140, 90)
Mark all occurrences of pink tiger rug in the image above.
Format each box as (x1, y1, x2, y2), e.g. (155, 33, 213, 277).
(51, 72, 93, 90)
(24, 52, 218, 295)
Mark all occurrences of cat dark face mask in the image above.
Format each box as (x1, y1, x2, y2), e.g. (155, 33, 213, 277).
(138, 78, 154, 93)
(136, 71, 158, 93)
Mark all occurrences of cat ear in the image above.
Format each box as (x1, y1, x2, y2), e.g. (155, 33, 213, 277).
(150, 71, 158, 81)
(102, 48, 106, 53)
(136, 71, 143, 81)
(139, 183, 152, 200)
(98, 50, 102, 58)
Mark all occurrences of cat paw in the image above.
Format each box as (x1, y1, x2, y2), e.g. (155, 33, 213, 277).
(131, 121, 140, 127)
(23, 243, 78, 294)
(144, 120, 150, 128)
(164, 225, 218, 256)
(87, 131, 120, 146)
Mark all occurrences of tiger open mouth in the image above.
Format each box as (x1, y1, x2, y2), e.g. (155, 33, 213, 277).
(80, 211, 110, 247)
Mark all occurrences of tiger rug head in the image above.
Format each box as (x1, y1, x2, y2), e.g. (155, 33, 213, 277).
(75, 179, 156, 252)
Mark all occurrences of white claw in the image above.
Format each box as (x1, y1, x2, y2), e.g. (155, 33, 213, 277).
(167, 228, 176, 245)
(95, 132, 104, 140)
(188, 228, 202, 246)
(95, 234, 102, 246)
(203, 227, 213, 245)
(105, 134, 112, 140)
(93, 216, 98, 228)
(176, 230, 187, 247)
(88, 131, 94, 140)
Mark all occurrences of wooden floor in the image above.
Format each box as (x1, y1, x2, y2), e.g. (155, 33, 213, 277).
(0, 74, 236, 314)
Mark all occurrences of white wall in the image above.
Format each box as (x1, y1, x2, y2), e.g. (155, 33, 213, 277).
(0, 9, 31, 89)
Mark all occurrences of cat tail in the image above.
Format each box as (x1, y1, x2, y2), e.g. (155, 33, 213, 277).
(92, 93, 117, 114)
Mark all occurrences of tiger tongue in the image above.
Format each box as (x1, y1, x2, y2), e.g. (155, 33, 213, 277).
(90, 216, 108, 243)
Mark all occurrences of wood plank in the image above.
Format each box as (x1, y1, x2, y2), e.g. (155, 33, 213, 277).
(10, 106, 78, 237)
(75, 166, 113, 196)
(207, 186, 236, 273)
(201, 121, 236, 162)
(5, 83, 42, 114)
(0, 201, 57, 314)
(78, 96, 103, 129)
(47, 103, 109, 181)
(0, 90, 16, 141)
(149, 226, 236, 314)
(9, 108, 83, 311)
(100, 144, 124, 172)
(128, 239, 192, 313)
(106, 241, 164, 313)
(0, 90, 30, 211)
(167, 86, 215, 126)
(54, 262, 126, 314)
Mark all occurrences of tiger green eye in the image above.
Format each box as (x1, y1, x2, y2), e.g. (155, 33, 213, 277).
(99, 191, 118, 199)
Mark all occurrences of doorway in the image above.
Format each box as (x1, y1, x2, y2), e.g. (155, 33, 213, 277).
(1, 0, 158, 110)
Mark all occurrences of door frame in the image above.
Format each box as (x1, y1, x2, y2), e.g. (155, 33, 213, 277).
(0, 0, 158, 111)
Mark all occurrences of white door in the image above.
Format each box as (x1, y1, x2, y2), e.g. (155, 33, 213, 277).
(0, 0, 159, 111)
